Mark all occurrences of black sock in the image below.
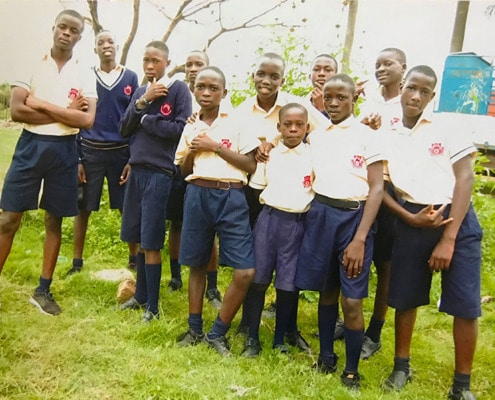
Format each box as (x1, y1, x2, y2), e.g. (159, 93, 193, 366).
(128, 255, 137, 265)
(274, 289, 298, 345)
(452, 371, 470, 392)
(239, 287, 253, 328)
(170, 259, 181, 281)
(247, 284, 266, 341)
(134, 253, 147, 304)
(393, 356, 410, 374)
(72, 258, 83, 269)
(36, 276, 52, 293)
(344, 327, 364, 374)
(318, 303, 338, 363)
(144, 263, 162, 314)
(206, 270, 218, 291)
(365, 316, 385, 343)
(188, 313, 203, 335)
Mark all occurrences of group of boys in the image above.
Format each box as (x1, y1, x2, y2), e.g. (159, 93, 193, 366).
(0, 9, 481, 400)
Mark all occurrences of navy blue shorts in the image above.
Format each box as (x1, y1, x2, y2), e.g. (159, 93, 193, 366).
(253, 206, 306, 291)
(0, 130, 78, 217)
(295, 199, 374, 298)
(179, 183, 254, 269)
(166, 169, 186, 222)
(389, 203, 482, 319)
(120, 166, 172, 251)
(79, 144, 129, 211)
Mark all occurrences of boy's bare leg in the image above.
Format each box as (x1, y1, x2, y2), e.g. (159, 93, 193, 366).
(394, 308, 417, 358)
(373, 260, 391, 321)
(73, 209, 91, 260)
(453, 317, 478, 374)
(218, 268, 255, 324)
(0, 211, 23, 274)
(188, 265, 208, 314)
(42, 212, 63, 280)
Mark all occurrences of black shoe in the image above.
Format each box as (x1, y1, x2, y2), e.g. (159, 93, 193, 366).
(241, 337, 261, 358)
(66, 266, 82, 276)
(334, 317, 345, 341)
(285, 331, 311, 354)
(205, 288, 222, 310)
(262, 302, 276, 318)
(142, 309, 159, 323)
(273, 343, 289, 353)
(177, 329, 204, 347)
(360, 335, 382, 359)
(448, 387, 476, 400)
(168, 278, 183, 292)
(313, 354, 338, 374)
(29, 291, 61, 315)
(383, 370, 412, 391)
(341, 371, 361, 390)
(120, 297, 145, 311)
(204, 334, 231, 356)
(236, 324, 248, 337)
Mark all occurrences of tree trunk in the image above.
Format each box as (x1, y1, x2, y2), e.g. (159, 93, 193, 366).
(341, 0, 358, 74)
(120, 0, 141, 66)
(450, 1, 470, 53)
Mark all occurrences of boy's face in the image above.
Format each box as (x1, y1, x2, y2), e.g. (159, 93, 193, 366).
(95, 32, 117, 63)
(252, 57, 285, 100)
(185, 53, 208, 86)
(401, 71, 436, 119)
(194, 70, 226, 112)
(323, 80, 355, 124)
(142, 47, 170, 82)
(310, 57, 337, 88)
(375, 51, 406, 87)
(52, 14, 83, 52)
(277, 107, 309, 149)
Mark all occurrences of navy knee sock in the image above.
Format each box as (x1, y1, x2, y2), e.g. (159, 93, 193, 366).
(134, 253, 147, 304)
(318, 303, 338, 363)
(247, 285, 266, 341)
(207, 315, 231, 339)
(188, 313, 203, 335)
(145, 263, 162, 314)
(344, 327, 364, 374)
(206, 270, 218, 291)
(274, 289, 298, 345)
(239, 287, 253, 328)
(128, 255, 137, 265)
(170, 259, 181, 281)
(72, 258, 83, 269)
(365, 316, 385, 343)
(36, 276, 52, 293)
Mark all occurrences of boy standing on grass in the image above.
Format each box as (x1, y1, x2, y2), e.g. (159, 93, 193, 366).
(67, 30, 139, 276)
(175, 66, 258, 356)
(240, 103, 314, 357)
(295, 74, 384, 390)
(359, 47, 407, 360)
(382, 65, 481, 400)
(118, 41, 191, 323)
(0, 9, 97, 315)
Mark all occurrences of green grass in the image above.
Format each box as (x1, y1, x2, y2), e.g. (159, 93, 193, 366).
(0, 125, 494, 399)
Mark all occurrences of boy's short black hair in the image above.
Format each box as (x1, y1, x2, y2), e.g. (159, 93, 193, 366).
(188, 50, 210, 65)
(258, 52, 286, 73)
(279, 102, 308, 121)
(310, 54, 339, 72)
(95, 30, 116, 44)
(405, 65, 437, 87)
(196, 66, 226, 88)
(324, 73, 356, 95)
(379, 48, 407, 64)
(146, 41, 169, 56)
(55, 9, 85, 31)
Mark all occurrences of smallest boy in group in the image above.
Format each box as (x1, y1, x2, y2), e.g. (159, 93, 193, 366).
(175, 66, 259, 355)
(119, 41, 191, 322)
(295, 74, 384, 390)
(383, 65, 481, 400)
(241, 103, 314, 357)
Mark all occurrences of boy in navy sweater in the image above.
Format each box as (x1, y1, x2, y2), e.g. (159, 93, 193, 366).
(119, 41, 191, 322)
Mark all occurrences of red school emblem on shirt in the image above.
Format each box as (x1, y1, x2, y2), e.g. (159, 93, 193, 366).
(429, 142, 445, 156)
(161, 103, 172, 116)
(68, 88, 79, 100)
(390, 117, 400, 127)
(220, 139, 232, 149)
(303, 175, 312, 189)
(124, 85, 132, 96)
(351, 155, 365, 168)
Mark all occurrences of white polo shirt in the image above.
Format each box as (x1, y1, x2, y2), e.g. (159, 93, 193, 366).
(309, 116, 385, 201)
(175, 111, 260, 184)
(384, 114, 477, 205)
(359, 87, 403, 129)
(249, 141, 314, 213)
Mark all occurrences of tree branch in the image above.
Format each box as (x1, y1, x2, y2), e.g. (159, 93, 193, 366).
(120, 0, 141, 66)
(87, 0, 104, 34)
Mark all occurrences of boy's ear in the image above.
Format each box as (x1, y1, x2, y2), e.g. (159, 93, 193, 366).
(280, 77, 285, 87)
(222, 89, 227, 99)
(352, 93, 359, 103)
(277, 122, 281, 132)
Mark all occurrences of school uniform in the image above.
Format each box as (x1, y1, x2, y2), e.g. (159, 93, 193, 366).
(295, 116, 384, 298)
(249, 141, 314, 291)
(175, 111, 259, 269)
(1, 52, 97, 217)
(385, 114, 482, 319)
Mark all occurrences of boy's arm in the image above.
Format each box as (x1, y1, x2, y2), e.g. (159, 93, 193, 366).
(189, 133, 257, 175)
(119, 89, 145, 138)
(10, 87, 55, 124)
(342, 160, 383, 279)
(428, 154, 474, 272)
(180, 151, 195, 177)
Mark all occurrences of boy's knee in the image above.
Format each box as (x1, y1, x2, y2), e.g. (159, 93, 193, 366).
(44, 212, 63, 233)
(0, 211, 23, 235)
(341, 297, 363, 320)
(234, 268, 255, 286)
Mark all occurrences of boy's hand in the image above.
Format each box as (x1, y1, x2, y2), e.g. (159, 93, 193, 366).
(78, 164, 86, 184)
(342, 238, 365, 279)
(362, 112, 381, 130)
(119, 163, 131, 185)
(255, 142, 274, 163)
(428, 236, 455, 272)
(68, 94, 89, 112)
(145, 77, 169, 101)
(407, 204, 453, 229)
(355, 79, 368, 97)
(25, 94, 44, 111)
(189, 132, 216, 154)
(310, 84, 325, 112)
(187, 112, 198, 125)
